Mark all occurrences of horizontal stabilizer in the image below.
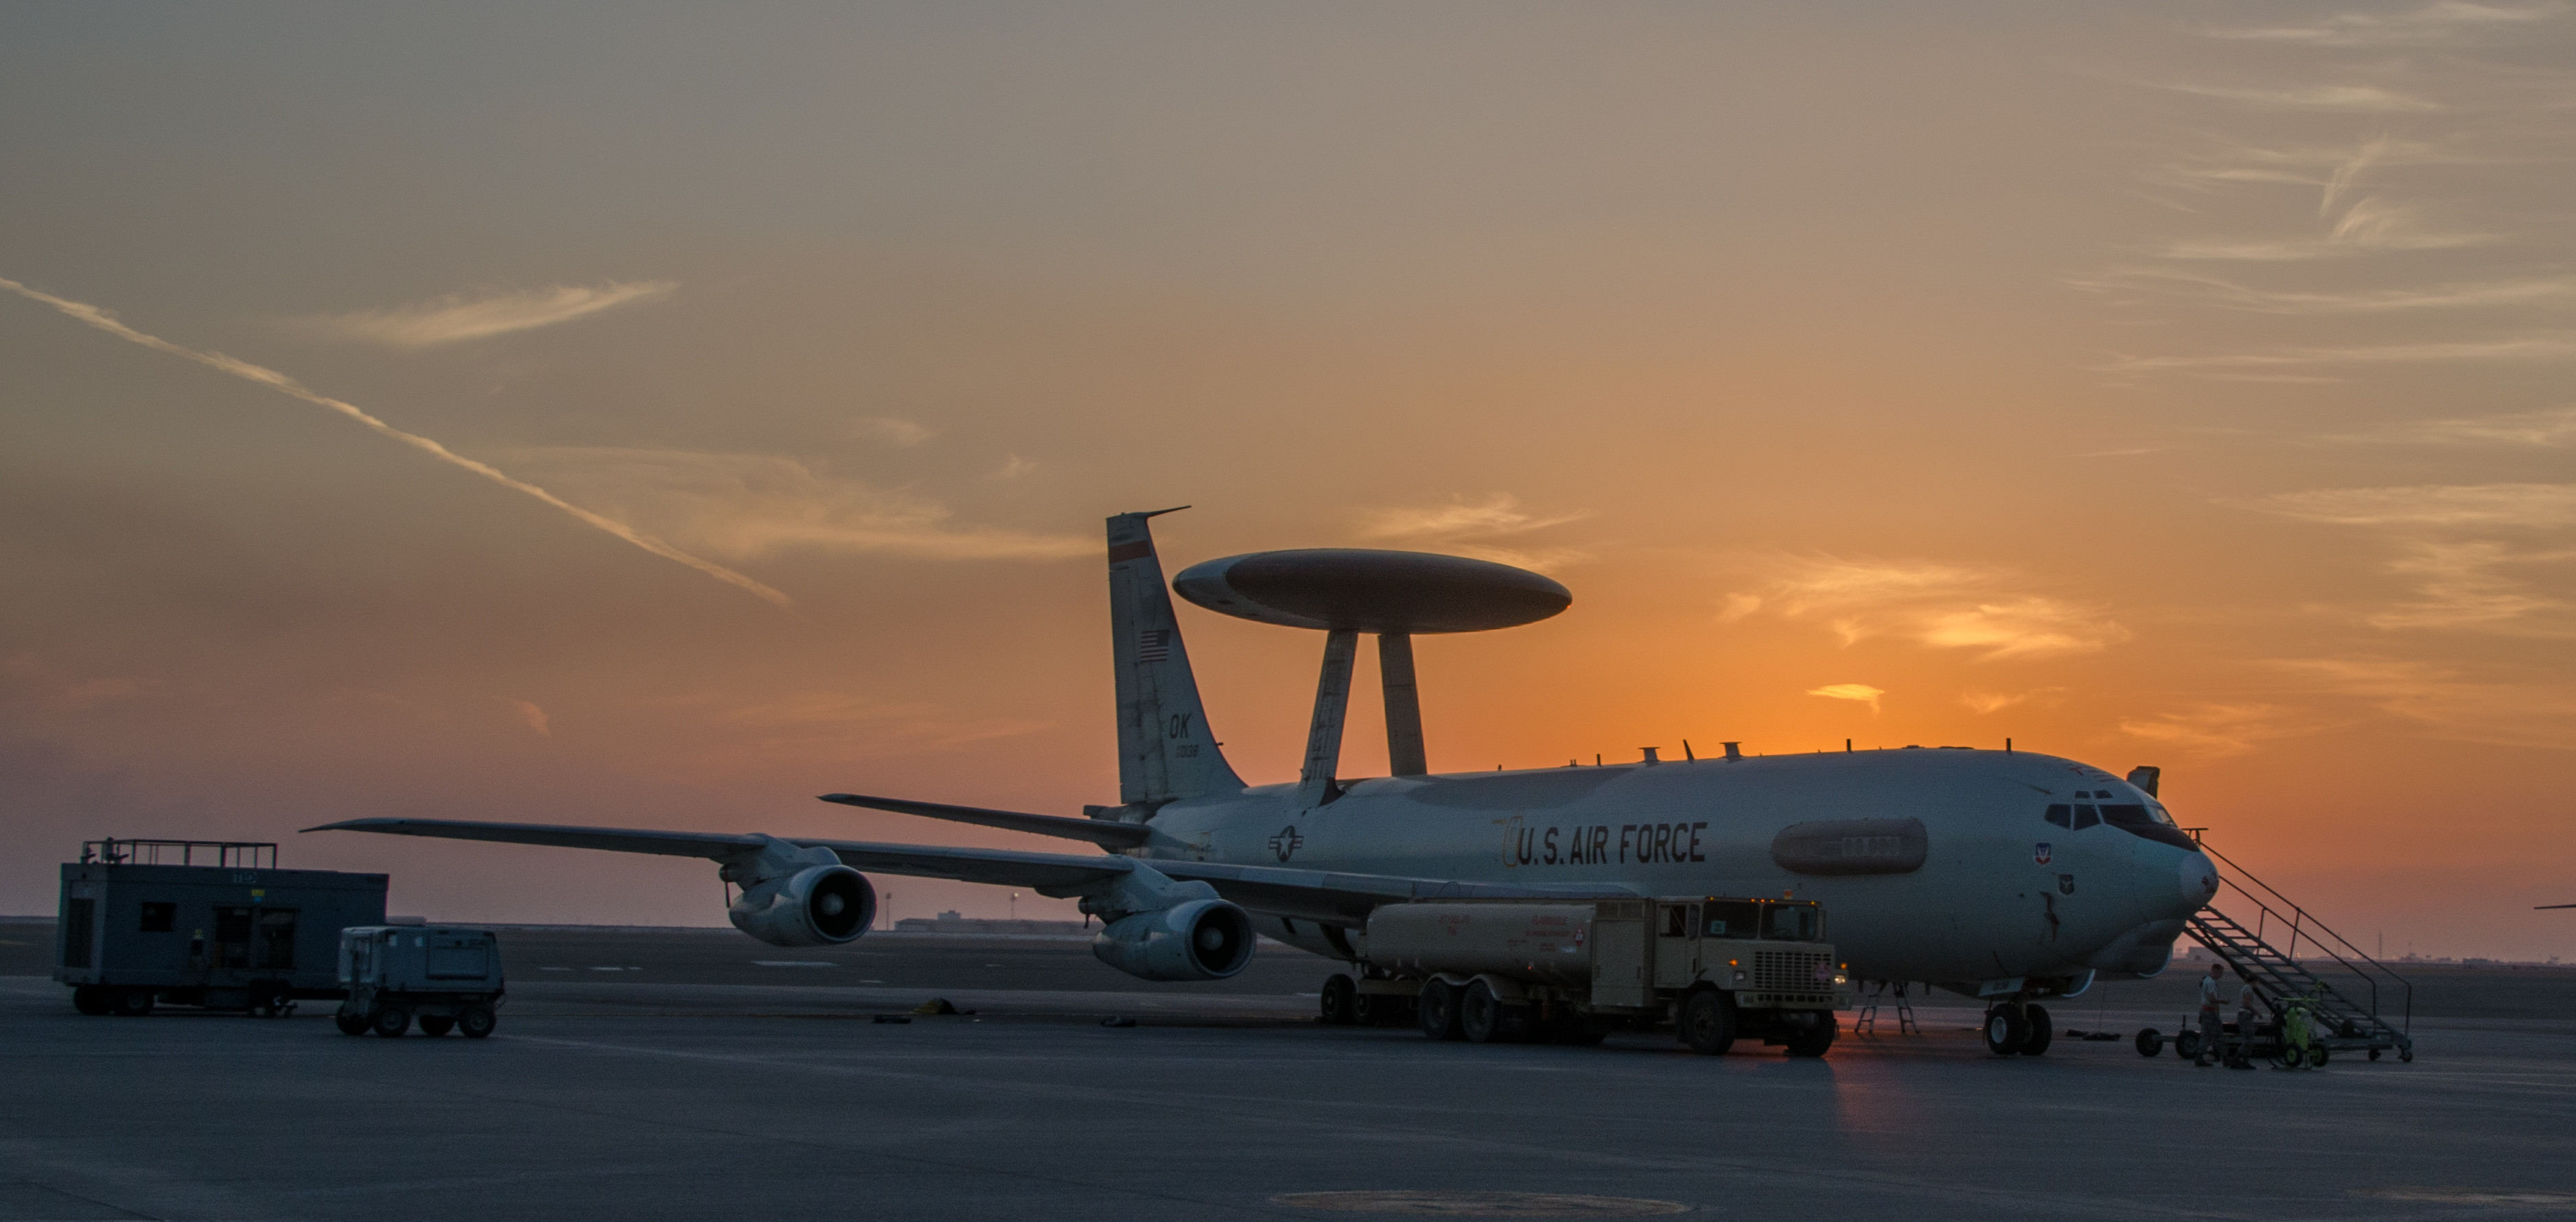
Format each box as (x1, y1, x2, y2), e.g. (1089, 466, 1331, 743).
(816, 793, 1150, 848)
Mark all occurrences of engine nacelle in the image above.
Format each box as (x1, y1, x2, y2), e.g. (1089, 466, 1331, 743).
(729, 865, 876, 947)
(1093, 897, 1255, 981)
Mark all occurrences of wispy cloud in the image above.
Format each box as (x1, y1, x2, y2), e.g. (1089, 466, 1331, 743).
(848, 417, 932, 447)
(0, 275, 791, 608)
(2150, 82, 2446, 113)
(2086, 267, 2574, 314)
(2247, 483, 2576, 528)
(297, 281, 677, 348)
(2327, 406, 2576, 447)
(993, 454, 1037, 480)
(500, 447, 1092, 562)
(2239, 485, 2576, 634)
(1961, 687, 2064, 715)
(1735, 556, 2131, 661)
(2203, 2, 2565, 48)
(1355, 493, 1589, 571)
(509, 700, 551, 736)
(713, 692, 1052, 760)
(2118, 703, 2306, 757)
(2102, 337, 2576, 375)
(1806, 684, 1884, 715)
(2266, 657, 2576, 749)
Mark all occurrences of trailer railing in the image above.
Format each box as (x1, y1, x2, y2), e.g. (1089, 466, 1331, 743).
(80, 838, 279, 869)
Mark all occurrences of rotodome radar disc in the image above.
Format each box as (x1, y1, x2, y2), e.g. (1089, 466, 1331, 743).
(1172, 549, 1570, 633)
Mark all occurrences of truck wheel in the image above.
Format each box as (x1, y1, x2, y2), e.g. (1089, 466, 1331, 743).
(113, 989, 155, 1018)
(458, 1004, 496, 1039)
(72, 986, 113, 1016)
(2135, 1029, 2163, 1057)
(335, 1012, 371, 1036)
(1679, 991, 1735, 1056)
(1320, 974, 1357, 1026)
(1459, 980, 1505, 1044)
(417, 1015, 456, 1037)
(1417, 980, 1463, 1042)
(1982, 1005, 2028, 1055)
(2019, 1004, 2054, 1056)
(370, 1005, 410, 1037)
(1785, 1013, 1838, 1058)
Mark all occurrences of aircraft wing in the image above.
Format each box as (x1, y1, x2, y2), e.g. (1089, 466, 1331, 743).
(815, 792, 1150, 849)
(305, 816, 1632, 924)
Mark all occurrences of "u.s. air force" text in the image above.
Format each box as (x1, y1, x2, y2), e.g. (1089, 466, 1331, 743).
(1513, 822, 1708, 866)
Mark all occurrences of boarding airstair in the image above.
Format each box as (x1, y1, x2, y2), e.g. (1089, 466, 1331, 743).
(2183, 838, 2415, 1062)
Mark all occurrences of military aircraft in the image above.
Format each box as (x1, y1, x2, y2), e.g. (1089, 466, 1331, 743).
(313, 509, 2220, 1055)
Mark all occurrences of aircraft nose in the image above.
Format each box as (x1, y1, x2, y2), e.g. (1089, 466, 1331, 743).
(2177, 850, 2218, 910)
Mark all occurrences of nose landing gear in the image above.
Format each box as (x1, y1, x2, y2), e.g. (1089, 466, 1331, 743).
(1984, 1001, 2054, 1056)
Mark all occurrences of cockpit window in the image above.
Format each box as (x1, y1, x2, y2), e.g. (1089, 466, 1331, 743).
(2045, 804, 2072, 828)
(2072, 804, 2102, 830)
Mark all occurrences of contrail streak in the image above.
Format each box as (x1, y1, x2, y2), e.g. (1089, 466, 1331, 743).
(1, 276, 792, 609)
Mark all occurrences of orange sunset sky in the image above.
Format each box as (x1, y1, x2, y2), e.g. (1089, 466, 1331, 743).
(3, 3, 2571, 960)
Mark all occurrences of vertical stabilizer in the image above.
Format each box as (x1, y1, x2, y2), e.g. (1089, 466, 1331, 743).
(1108, 510, 1244, 806)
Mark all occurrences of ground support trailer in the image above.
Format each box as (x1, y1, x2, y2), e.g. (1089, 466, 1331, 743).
(54, 839, 388, 1017)
(1322, 896, 1853, 1055)
(335, 926, 506, 1038)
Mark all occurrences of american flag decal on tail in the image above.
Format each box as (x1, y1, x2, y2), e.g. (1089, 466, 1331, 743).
(1139, 628, 1173, 662)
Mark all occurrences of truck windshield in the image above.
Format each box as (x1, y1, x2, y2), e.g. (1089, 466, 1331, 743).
(1765, 906, 1821, 941)
(1704, 901, 1760, 938)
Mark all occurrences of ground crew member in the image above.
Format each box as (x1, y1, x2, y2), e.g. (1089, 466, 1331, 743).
(2195, 963, 2225, 1067)
(2229, 978, 2260, 1070)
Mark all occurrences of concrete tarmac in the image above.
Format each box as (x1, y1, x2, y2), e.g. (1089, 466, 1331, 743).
(5, 929, 2575, 1221)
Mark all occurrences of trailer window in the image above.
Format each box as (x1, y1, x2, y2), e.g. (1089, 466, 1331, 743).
(1704, 901, 1760, 938)
(139, 902, 175, 932)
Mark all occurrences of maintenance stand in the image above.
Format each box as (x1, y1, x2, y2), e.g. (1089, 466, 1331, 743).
(55, 838, 388, 1017)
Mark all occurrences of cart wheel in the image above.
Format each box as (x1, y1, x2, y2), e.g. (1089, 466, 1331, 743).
(2173, 1030, 2201, 1061)
(72, 986, 114, 1016)
(1319, 974, 1356, 1026)
(2400, 1046, 2414, 1063)
(417, 1015, 456, 1037)
(1417, 980, 1463, 1042)
(2309, 1045, 2330, 1068)
(113, 989, 155, 1018)
(370, 1005, 410, 1037)
(2134, 1029, 2163, 1057)
(458, 1004, 496, 1039)
(335, 1012, 370, 1036)
(2368, 1048, 2382, 1061)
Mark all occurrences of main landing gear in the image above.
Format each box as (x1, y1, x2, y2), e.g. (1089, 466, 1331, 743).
(1984, 1001, 2052, 1056)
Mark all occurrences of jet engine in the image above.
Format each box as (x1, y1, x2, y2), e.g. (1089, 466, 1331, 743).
(1093, 896, 1255, 981)
(728, 864, 877, 948)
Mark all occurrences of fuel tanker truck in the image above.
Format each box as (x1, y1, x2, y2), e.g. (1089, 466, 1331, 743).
(1320, 896, 1853, 1056)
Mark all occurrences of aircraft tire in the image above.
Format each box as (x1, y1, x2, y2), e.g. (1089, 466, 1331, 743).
(1785, 1013, 1837, 1058)
(2019, 1004, 2054, 1056)
(1459, 980, 1504, 1044)
(1417, 980, 1464, 1042)
(1320, 974, 1357, 1026)
(1982, 1004, 2028, 1055)
(1679, 990, 1734, 1056)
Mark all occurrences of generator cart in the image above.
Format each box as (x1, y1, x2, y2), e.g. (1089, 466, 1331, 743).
(55, 838, 386, 1017)
(335, 926, 505, 1038)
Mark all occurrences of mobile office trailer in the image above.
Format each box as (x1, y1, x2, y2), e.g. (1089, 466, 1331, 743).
(1343, 895, 1854, 1055)
(55, 838, 388, 1017)
(335, 926, 506, 1038)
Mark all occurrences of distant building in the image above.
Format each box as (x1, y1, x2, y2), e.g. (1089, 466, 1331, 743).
(892, 909, 1086, 935)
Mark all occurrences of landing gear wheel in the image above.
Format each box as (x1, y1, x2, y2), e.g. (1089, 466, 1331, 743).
(458, 1004, 496, 1039)
(1320, 974, 1357, 1026)
(1983, 1005, 2029, 1056)
(335, 1011, 370, 1036)
(2135, 1029, 2164, 1057)
(72, 985, 113, 1016)
(1459, 980, 1505, 1044)
(417, 1015, 456, 1037)
(2173, 1030, 2203, 1061)
(2019, 1004, 2054, 1056)
(113, 989, 155, 1017)
(1417, 980, 1463, 1042)
(1785, 1013, 1838, 1058)
(370, 1005, 410, 1037)
(1679, 990, 1736, 1056)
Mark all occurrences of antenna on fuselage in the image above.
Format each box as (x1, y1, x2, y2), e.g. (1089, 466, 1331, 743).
(1170, 548, 1570, 806)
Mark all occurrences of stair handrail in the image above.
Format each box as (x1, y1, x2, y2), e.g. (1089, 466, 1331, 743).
(2192, 838, 2412, 1037)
